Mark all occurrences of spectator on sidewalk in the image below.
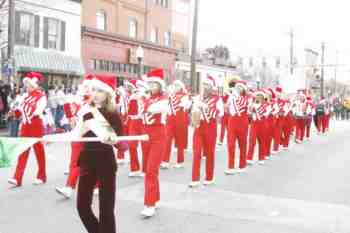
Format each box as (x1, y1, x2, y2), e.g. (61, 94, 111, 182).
(7, 90, 22, 137)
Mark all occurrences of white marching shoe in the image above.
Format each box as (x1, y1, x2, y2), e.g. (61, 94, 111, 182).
(271, 150, 278, 155)
(237, 168, 247, 174)
(8, 178, 19, 186)
(224, 169, 236, 175)
(64, 169, 70, 175)
(173, 163, 184, 169)
(141, 206, 156, 217)
(258, 160, 265, 165)
(247, 160, 255, 165)
(203, 179, 215, 186)
(33, 178, 45, 185)
(128, 171, 143, 177)
(56, 187, 73, 198)
(188, 181, 200, 188)
(160, 162, 170, 169)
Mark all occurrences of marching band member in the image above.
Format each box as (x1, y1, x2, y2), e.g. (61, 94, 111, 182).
(280, 94, 294, 150)
(115, 86, 129, 164)
(246, 90, 270, 165)
(218, 89, 230, 145)
(271, 86, 284, 154)
(125, 79, 147, 177)
(189, 75, 224, 187)
(55, 74, 96, 198)
(225, 79, 249, 174)
(264, 89, 275, 159)
(293, 90, 307, 143)
(8, 72, 48, 187)
(45, 75, 123, 233)
(305, 94, 315, 140)
(141, 69, 169, 217)
(162, 80, 191, 169)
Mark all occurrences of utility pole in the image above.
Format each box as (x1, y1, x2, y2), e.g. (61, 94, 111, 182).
(321, 42, 325, 98)
(190, 0, 199, 93)
(7, 0, 15, 84)
(289, 27, 294, 75)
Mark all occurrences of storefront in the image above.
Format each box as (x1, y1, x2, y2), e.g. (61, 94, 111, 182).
(81, 27, 177, 86)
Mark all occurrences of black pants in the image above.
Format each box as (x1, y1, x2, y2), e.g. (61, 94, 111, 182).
(77, 168, 116, 233)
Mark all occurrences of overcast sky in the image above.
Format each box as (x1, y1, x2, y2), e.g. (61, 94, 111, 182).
(197, 0, 350, 82)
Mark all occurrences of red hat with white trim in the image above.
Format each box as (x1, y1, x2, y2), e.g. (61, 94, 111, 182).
(235, 80, 248, 91)
(126, 79, 138, 89)
(275, 85, 283, 95)
(144, 69, 165, 89)
(92, 75, 117, 97)
(203, 75, 217, 89)
(23, 72, 44, 88)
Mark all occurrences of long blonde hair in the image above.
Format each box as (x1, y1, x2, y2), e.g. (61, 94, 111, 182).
(91, 92, 117, 113)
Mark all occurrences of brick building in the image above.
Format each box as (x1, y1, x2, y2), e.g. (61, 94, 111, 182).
(81, 0, 191, 85)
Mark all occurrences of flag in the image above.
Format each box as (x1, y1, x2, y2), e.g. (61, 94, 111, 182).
(0, 137, 40, 168)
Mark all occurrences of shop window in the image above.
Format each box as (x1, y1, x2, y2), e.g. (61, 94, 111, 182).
(96, 10, 107, 31)
(129, 19, 138, 39)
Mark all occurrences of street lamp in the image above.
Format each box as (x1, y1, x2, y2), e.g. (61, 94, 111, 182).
(136, 45, 144, 79)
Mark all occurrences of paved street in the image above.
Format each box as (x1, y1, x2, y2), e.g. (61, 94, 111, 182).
(1, 120, 350, 233)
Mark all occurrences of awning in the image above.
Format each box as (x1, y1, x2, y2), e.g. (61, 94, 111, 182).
(14, 46, 85, 76)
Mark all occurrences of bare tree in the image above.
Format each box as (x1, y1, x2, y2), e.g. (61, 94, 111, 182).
(205, 45, 230, 61)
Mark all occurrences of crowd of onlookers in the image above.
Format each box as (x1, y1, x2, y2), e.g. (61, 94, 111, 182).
(2, 83, 78, 137)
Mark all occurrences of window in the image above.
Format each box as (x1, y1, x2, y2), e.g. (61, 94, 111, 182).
(47, 18, 60, 50)
(17, 12, 35, 46)
(43, 17, 66, 51)
(129, 19, 138, 39)
(96, 10, 107, 31)
(151, 27, 159, 44)
(164, 31, 171, 47)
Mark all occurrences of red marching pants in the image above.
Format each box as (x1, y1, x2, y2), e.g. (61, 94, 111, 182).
(219, 113, 229, 143)
(127, 119, 146, 172)
(66, 142, 83, 188)
(143, 125, 166, 207)
(227, 114, 249, 169)
(163, 110, 188, 164)
(192, 120, 217, 182)
(247, 119, 268, 161)
(295, 118, 306, 141)
(265, 115, 274, 156)
(272, 116, 283, 152)
(13, 117, 46, 185)
(305, 117, 312, 139)
(325, 114, 330, 131)
(281, 114, 293, 148)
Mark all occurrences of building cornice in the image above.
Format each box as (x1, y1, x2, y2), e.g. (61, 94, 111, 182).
(82, 26, 177, 55)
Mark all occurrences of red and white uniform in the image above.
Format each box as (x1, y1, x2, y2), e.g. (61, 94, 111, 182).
(227, 93, 249, 170)
(293, 96, 307, 142)
(281, 99, 294, 148)
(12, 89, 47, 185)
(271, 98, 284, 153)
(142, 93, 169, 207)
(219, 94, 230, 144)
(192, 94, 223, 182)
(305, 97, 315, 139)
(127, 91, 147, 173)
(115, 89, 129, 161)
(247, 98, 269, 162)
(163, 91, 191, 165)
